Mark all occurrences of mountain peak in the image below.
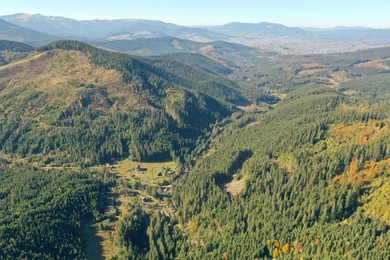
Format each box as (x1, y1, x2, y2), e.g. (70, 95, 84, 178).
(12, 13, 33, 20)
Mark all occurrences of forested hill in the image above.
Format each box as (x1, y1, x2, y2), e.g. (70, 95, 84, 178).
(0, 40, 34, 52)
(147, 52, 234, 76)
(38, 40, 248, 105)
(0, 40, 248, 166)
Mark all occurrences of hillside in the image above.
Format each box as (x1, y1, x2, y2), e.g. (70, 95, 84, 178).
(0, 40, 35, 65)
(169, 87, 389, 259)
(0, 40, 248, 166)
(160, 45, 390, 257)
(148, 53, 234, 75)
(230, 45, 390, 104)
(90, 37, 265, 65)
(0, 40, 34, 52)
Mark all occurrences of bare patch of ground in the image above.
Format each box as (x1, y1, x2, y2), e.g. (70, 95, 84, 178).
(225, 176, 246, 195)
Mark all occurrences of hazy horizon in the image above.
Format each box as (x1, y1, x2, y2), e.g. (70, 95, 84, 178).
(1, 0, 390, 29)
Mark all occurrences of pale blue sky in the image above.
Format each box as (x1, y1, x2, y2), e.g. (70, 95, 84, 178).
(1, 0, 389, 28)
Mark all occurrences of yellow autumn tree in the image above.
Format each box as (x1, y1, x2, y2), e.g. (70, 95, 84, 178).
(273, 248, 280, 258)
(282, 243, 290, 255)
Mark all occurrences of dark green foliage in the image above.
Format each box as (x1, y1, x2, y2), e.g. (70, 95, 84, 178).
(166, 89, 390, 259)
(0, 40, 34, 65)
(114, 204, 150, 258)
(0, 40, 35, 52)
(146, 213, 181, 260)
(149, 52, 233, 75)
(0, 87, 233, 165)
(339, 73, 390, 101)
(0, 165, 109, 259)
(145, 57, 247, 105)
(0, 103, 183, 165)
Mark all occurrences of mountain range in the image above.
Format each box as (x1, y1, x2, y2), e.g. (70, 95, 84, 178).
(1, 13, 390, 54)
(0, 13, 226, 42)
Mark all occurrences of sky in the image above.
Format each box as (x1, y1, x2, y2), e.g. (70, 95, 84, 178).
(1, 0, 390, 28)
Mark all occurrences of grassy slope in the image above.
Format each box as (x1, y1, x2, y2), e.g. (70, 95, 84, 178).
(0, 50, 134, 111)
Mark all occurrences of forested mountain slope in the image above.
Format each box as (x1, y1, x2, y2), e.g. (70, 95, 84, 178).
(0, 165, 110, 259)
(106, 47, 390, 258)
(166, 87, 390, 259)
(0, 40, 247, 166)
(147, 52, 234, 76)
(0, 40, 35, 65)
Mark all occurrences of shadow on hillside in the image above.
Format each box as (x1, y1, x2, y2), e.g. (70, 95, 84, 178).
(82, 222, 105, 260)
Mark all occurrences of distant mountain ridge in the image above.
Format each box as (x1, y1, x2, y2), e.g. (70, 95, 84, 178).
(0, 18, 57, 46)
(0, 13, 226, 42)
(1, 13, 390, 54)
(206, 22, 310, 38)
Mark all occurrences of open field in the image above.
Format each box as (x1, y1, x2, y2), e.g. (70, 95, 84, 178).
(116, 159, 176, 185)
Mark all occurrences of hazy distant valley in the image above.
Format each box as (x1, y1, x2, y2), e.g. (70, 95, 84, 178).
(0, 13, 389, 259)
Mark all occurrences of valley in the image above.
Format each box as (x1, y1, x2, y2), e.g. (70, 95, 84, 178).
(0, 17, 389, 258)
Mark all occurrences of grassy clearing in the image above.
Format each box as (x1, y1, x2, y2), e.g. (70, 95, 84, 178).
(225, 176, 247, 195)
(237, 103, 269, 113)
(117, 159, 176, 185)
